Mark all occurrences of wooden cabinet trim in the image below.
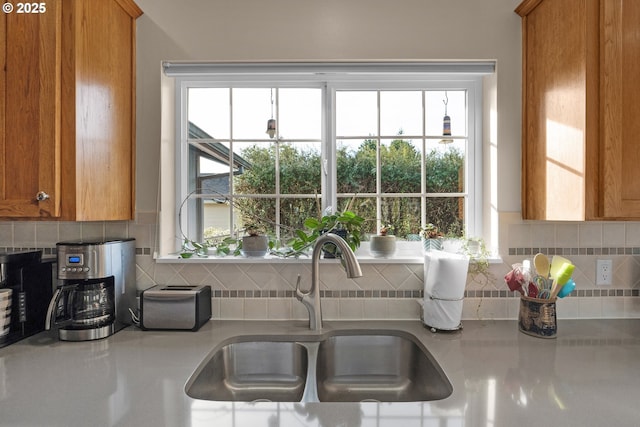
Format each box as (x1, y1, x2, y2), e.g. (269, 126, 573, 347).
(515, 0, 545, 17)
(114, 0, 143, 19)
(1, 14, 5, 202)
(599, 0, 640, 218)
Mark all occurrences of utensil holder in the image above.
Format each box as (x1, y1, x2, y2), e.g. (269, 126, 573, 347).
(518, 295, 557, 338)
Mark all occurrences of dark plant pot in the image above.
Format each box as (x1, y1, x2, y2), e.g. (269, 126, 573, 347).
(322, 229, 348, 258)
(242, 235, 269, 258)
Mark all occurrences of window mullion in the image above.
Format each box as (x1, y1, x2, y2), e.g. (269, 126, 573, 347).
(324, 83, 336, 213)
(376, 91, 382, 232)
(421, 91, 427, 230)
(228, 88, 236, 236)
(178, 82, 190, 242)
(274, 88, 281, 239)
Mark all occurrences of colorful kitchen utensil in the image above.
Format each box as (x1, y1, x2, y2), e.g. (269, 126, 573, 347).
(533, 253, 550, 278)
(557, 278, 576, 298)
(504, 266, 525, 295)
(528, 282, 538, 298)
(549, 255, 572, 280)
(532, 275, 549, 292)
(550, 263, 575, 299)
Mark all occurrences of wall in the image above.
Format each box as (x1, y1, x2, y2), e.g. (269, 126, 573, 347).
(2, 0, 639, 321)
(134, 0, 522, 213)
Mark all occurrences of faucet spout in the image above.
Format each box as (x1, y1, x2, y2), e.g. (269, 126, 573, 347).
(295, 233, 362, 331)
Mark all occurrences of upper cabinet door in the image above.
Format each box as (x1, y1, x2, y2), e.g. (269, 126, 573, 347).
(517, 0, 640, 220)
(517, 0, 600, 221)
(600, 0, 640, 218)
(0, 3, 61, 218)
(60, 0, 140, 221)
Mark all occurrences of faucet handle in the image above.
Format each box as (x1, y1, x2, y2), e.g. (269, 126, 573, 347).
(295, 274, 306, 301)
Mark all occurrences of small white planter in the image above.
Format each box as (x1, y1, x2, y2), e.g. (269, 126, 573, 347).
(369, 235, 397, 258)
(442, 238, 464, 254)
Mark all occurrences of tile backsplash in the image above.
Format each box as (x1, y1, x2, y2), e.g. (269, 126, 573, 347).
(1, 212, 639, 321)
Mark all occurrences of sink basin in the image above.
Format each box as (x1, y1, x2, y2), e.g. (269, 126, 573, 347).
(186, 331, 452, 402)
(316, 334, 452, 402)
(186, 341, 308, 402)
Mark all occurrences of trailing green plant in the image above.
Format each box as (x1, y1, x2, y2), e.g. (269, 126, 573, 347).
(277, 208, 366, 258)
(178, 187, 366, 259)
(460, 237, 495, 319)
(213, 236, 242, 257)
(179, 238, 210, 258)
(463, 238, 491, 284)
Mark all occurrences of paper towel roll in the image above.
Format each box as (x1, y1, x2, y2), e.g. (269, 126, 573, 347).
(422, 250, 469, 330)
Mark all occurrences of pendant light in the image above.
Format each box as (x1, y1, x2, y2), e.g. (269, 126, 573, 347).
(266, 88, 276, 138)
(439, 91, 453, 144)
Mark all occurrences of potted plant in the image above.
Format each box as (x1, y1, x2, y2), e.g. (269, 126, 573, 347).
(315, 210, 365, 259)
(241, 223, 270, 258)
(281, 205, 366, 259)
(369, 224, 396, 258)
(420, 223, 443, 252)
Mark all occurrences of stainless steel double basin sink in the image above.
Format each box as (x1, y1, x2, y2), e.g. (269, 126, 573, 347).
(185, 330, 452, 403)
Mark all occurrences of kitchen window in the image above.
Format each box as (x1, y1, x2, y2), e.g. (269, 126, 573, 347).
(162, 62, 491, 257)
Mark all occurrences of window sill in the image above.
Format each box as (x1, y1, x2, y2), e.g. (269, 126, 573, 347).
(155, 242, 503, 265)
(155, 254, 502, 264)
(155, 254, 427, 264)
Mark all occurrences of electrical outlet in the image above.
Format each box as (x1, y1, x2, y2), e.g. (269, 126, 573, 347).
(596, 259, 613, 286)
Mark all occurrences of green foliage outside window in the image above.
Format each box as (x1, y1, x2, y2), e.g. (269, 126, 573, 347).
(234, 143, 321, 237)
(233, 138, 464, 241)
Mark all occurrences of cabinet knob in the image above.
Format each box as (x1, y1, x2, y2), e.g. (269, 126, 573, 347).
(36, 191, 50, 202)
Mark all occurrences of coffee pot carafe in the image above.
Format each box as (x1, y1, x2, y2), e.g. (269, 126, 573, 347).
(46, 280, 116, 337)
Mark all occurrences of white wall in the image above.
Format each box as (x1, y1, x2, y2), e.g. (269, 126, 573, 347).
(134, 0, 523, 217)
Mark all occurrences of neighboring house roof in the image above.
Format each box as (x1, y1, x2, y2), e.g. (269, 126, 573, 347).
(198, 173, 229, 202)
(188, 121, 249, 202)
(188, 122, 252, 170)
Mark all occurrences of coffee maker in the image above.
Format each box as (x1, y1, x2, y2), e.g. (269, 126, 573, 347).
(0, 250, 53, 348)
(46, 239, 136, 341)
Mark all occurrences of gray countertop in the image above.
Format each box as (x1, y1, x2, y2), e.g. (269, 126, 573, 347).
(1, 319, 639, 427)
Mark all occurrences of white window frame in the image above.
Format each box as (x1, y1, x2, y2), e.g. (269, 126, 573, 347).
(175, 81, 326, 242)
(327, 79, 483, 237)
(162, 61, 493, 258)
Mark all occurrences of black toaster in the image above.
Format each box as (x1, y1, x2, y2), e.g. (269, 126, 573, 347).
(140, 285, 211, 331)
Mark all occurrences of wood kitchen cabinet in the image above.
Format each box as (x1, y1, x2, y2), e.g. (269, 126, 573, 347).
(516, 0, 640, 220)
(0, 0, 142, 220)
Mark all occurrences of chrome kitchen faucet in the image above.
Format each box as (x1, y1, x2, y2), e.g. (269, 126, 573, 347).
(295, 234, 363, 331)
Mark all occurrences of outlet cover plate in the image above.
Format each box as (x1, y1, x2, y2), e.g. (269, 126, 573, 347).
(596, 259, 613, 286)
